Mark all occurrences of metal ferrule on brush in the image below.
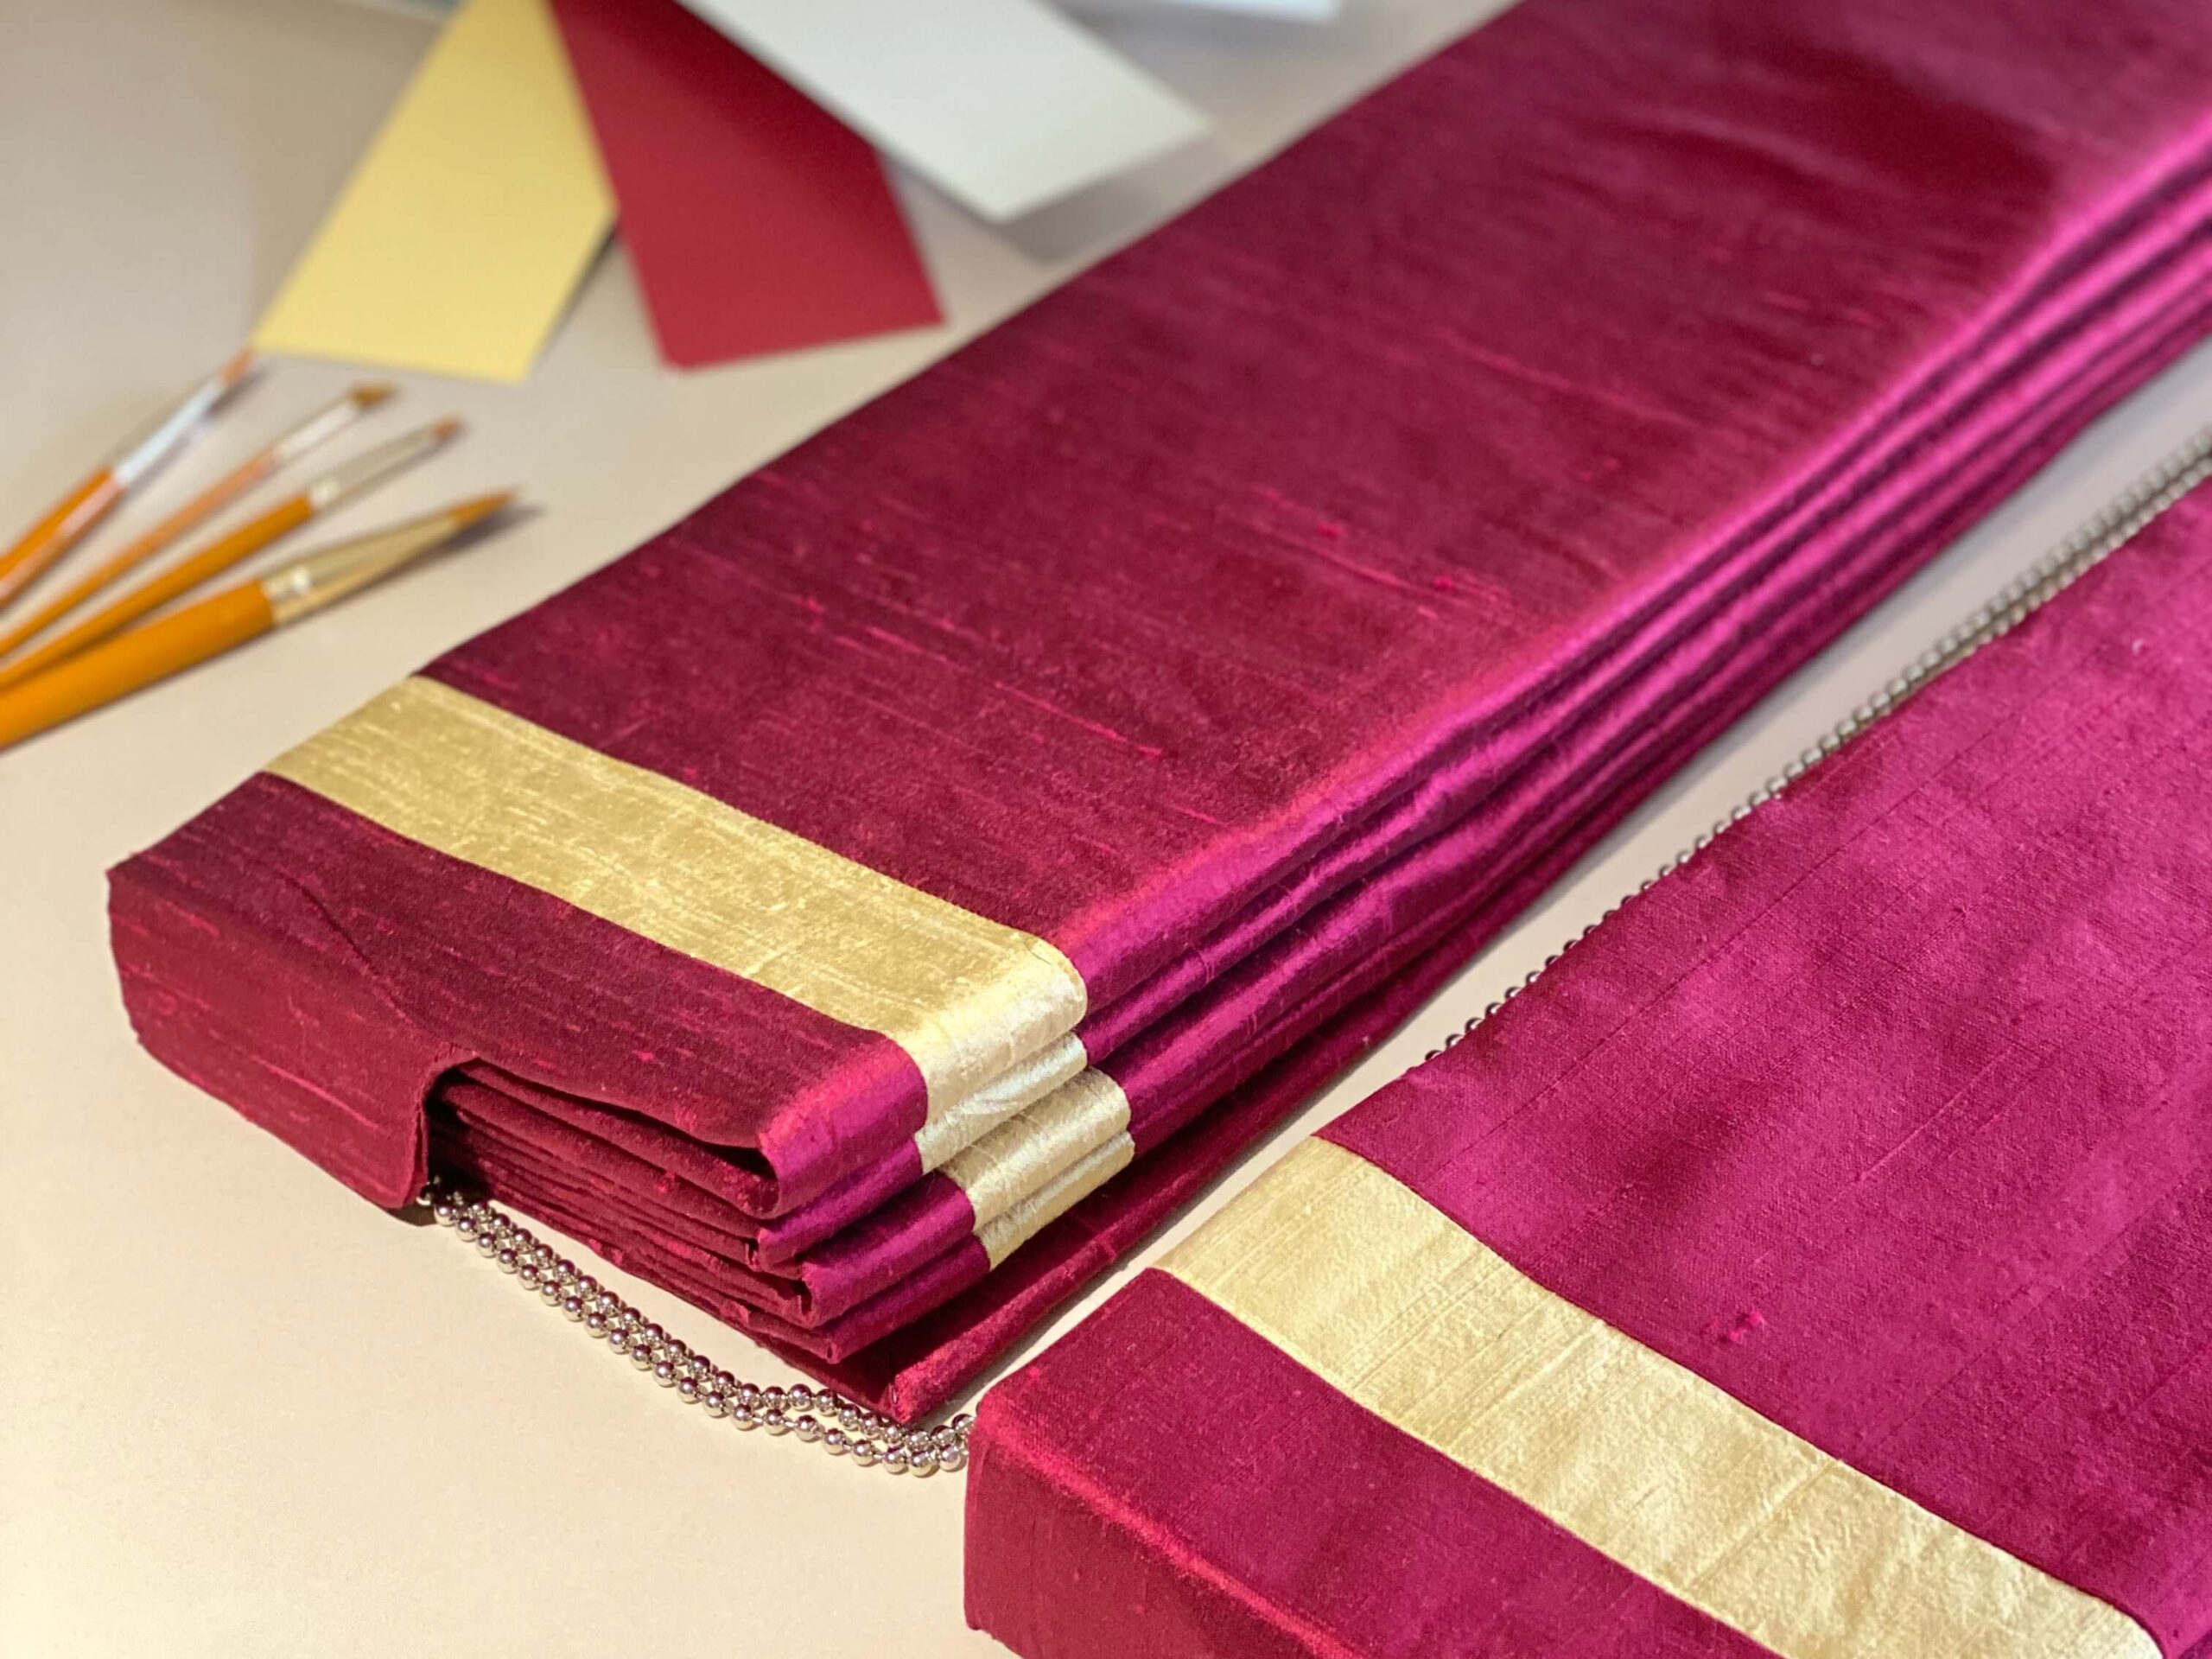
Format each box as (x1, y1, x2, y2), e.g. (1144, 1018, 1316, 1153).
(105, 353, 254, 486)
(262, 512, 473, 625)
(265, 385, 393, 470)
(302, 419, 461, 512)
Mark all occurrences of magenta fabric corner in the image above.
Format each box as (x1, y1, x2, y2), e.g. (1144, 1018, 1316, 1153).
(111, 0, 2212, 1417)
(970, 1274, 1776, 1659)
(968, 492, 2212, 1655)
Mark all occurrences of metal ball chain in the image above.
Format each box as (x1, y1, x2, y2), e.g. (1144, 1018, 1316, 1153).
(422, 1180, 971, 1477)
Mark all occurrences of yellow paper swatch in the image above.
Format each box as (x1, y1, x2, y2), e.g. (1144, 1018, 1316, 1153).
(254, 0, 613, 383)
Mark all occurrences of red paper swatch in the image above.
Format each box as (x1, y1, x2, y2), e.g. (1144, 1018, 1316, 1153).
(549, 0, 938, 368)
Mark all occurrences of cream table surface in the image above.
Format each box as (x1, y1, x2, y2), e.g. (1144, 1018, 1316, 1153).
(3, 1, 2209, 1653)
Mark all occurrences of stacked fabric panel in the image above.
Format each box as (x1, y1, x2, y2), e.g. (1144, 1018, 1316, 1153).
(111, 0, 2212, 1421)
(966, 466, 2212, 1659)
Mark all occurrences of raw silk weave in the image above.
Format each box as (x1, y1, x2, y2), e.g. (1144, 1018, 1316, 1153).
(111, 0, 2212, 1419)
(966, 492, 2212, 1658)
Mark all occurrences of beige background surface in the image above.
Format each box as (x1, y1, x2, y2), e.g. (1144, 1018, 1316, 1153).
(2, 1, 2207, 1653)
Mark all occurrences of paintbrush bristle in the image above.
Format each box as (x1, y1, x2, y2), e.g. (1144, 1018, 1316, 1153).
(450, 490, 516, 528)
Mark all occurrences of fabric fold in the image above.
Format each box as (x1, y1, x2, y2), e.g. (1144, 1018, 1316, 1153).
(967, 480, 2212, 1656)
(111, 0, 2212, 1418)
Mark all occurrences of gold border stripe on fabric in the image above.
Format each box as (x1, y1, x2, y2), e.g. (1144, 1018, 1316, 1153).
(944, 1069, 1131, 1230)
(1161, 1140, 2158, 1659)
(976, 1129, 1134, 1268)
(266, 677, 1088, 1115)
(912, 1033, 1090, 1172)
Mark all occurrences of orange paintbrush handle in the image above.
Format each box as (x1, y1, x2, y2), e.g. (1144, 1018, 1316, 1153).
(0, 459, 273, 661)
(0, 582, 273, 750)
(0, 471, 122, 608)
(0, 381, 393, 661)
(0, 493, 314, 693)
(0, 349, 253, 613)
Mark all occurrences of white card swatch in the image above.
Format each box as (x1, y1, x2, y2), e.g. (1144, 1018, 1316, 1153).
(677, 0, 1211, 221)
(1064, 0, 1341, 21)
(1179, 0, 1339, 16)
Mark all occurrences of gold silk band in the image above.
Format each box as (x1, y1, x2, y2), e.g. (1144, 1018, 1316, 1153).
(944, 1069, 1132, 1231)
(976, 1131, 1135, 1268)
(268, 677, 1088, 1118)
(1163, 1139, 2158, 1659)
(912, 1034, 1090, 1172)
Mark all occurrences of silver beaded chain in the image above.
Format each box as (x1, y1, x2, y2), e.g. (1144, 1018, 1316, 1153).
(423, 1183, 971, 1477)
(417, 429, 2210, 1478)
(1425, 427, 2212, 1062)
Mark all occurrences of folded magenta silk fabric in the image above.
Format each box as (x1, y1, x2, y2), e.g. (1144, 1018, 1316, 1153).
(111, 0, 2212, 1418)
(967, 481, 2212, 1658)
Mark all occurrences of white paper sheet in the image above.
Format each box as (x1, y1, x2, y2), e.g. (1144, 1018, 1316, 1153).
(1065, 0, 1341, 21)
(677, 0, 1211, 221)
